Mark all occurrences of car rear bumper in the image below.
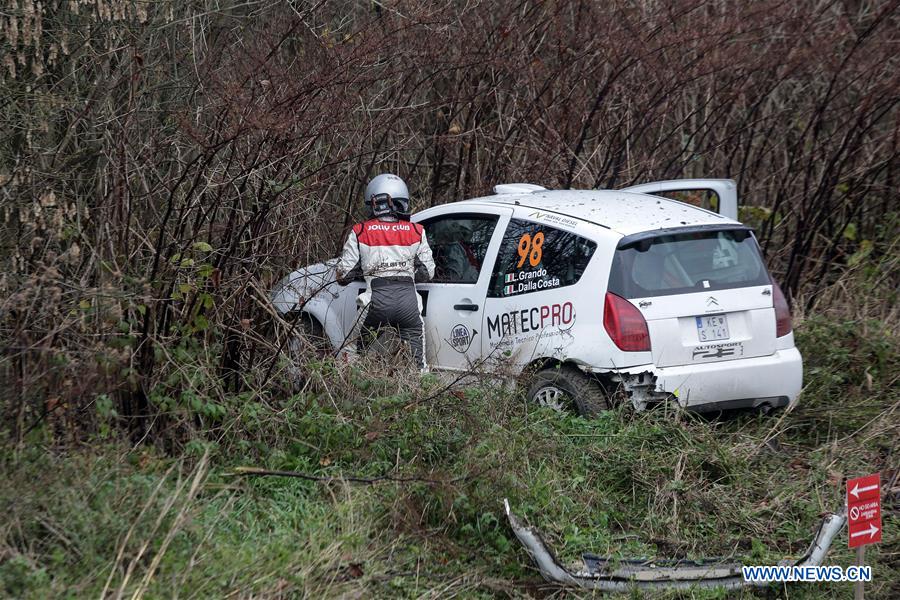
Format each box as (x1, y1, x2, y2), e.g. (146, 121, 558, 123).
(596, 347, 803, 412)
(683, 395, 790, 413)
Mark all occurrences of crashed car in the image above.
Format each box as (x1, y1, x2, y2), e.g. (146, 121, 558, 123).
(271, 179, 801, 414)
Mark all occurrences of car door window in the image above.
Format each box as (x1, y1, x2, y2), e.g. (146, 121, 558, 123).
(421, 214, 499, 283)
(488, 219, 596, 297)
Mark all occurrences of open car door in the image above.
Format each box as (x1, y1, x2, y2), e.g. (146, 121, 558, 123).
(622, 179, 738, 220)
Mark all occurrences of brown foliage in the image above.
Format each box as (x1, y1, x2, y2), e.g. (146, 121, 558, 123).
(1, 0, 897, 445)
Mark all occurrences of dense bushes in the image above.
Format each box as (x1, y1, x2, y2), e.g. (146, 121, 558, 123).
(1, 1, 898, 445)
(2, 9, 896, 596)
(2, 315, 897, 597)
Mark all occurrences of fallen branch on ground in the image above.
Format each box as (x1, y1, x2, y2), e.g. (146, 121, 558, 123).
(230, 466, 481, 485)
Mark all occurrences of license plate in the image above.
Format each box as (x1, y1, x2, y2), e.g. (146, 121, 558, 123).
(696, 315, 729, 341)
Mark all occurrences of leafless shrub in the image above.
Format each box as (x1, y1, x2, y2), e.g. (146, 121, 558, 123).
(1, 0, 897, 445)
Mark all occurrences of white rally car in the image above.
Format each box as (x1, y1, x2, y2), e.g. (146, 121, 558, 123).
(272, 179, 801, 415)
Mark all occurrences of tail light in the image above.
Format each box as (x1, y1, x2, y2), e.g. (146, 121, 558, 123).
(772, 281, 792, 337)
(604, 292, 651, 352)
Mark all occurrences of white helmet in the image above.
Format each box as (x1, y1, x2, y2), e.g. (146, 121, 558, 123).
(364, 173, 410, 217)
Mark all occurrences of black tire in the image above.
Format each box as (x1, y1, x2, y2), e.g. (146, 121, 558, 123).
(526, 365, 610, 417)
(287, 313, 330, 358)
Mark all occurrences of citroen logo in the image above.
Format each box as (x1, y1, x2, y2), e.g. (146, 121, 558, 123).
(706, 296, 719, 306)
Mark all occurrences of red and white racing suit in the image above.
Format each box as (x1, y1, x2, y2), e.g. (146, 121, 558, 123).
(337, 216, 435, 368)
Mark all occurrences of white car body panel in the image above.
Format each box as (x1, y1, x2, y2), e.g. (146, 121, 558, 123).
(477, 189, 729, 235)
(413, 203, 515, 370)
(610, 347, 803, 410)
(636, 286, 777, 368)
(478, 223, 652, 372)
(270, 260, 348, 345)
(622, 178, 739, 221)
(272, 178, 802, 412)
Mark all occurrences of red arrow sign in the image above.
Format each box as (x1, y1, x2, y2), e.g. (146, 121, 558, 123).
(847, 474, 882, 548)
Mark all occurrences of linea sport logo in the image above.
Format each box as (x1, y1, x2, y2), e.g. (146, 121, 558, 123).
(449, 324, 471, 350)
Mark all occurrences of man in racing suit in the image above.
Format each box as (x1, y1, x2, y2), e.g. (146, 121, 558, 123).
(336, 174, 435, 369)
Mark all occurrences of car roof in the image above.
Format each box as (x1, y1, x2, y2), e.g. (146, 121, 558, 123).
(459, 189, 736, 235)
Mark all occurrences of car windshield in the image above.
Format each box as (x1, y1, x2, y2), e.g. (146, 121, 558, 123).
(608, 229, 770, 298)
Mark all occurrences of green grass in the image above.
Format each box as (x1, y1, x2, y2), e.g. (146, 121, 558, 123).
(2, 316, 897, 598)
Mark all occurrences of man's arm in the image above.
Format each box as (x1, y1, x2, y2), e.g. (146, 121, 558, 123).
(414, 229, 436, 282)
(336, 227, 362, 286)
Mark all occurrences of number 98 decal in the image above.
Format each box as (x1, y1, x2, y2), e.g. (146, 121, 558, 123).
(516, 231, 544, 268)
(503, 228, 561, 296)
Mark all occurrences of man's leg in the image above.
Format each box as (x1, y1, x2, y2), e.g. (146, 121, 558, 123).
(368, 279, 425, 370)
(398, 316, 426, 370)
(393, 285, 426, 370)
(356, 299, 381, 356)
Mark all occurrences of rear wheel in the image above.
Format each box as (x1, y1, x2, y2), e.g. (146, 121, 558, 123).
(526, 365, 610, 417)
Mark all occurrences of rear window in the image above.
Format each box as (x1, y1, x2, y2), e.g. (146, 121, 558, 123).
(608, 229, 770, 298)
